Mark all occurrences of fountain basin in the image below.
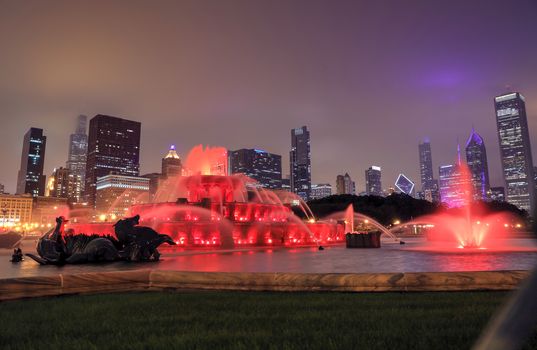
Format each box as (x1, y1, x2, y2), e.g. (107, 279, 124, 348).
(0, 269, 531, 301)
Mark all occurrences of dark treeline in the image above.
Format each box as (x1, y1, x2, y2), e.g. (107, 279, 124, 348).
(299, 194, 528, 227)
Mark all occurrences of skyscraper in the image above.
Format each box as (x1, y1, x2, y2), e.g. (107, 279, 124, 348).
(85, 115, 141, 207)
(494, 92, 535, 212)
(16, 128, 47, 197)
(438, 164, 472, 208)
(49, 167, 74, 199)
(418, 140, 439, 202)
(465, 128, 490, 200)
(66, 115, 88, 203)
(162, 145, 183, 178)
(439, 165, 458, 207)
(336, 173, 355, 195)
(229, 148, 282, 189)
(419, 141, 434, 186)
(365, 166, 382, 196)
(290, 126, 311, 200)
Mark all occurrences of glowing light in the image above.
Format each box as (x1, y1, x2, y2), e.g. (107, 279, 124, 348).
(99, 214, 107, 221)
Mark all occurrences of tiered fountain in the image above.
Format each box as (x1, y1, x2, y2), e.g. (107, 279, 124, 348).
(67, 145, 345, 248)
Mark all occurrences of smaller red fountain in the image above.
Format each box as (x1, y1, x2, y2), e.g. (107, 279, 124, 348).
(415, 158, 517, 249)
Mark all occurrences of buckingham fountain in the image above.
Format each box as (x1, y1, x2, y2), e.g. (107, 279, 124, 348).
(65, 145, 346, 249)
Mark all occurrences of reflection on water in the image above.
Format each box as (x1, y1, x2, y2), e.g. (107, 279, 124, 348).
(1, 238, 536, 279)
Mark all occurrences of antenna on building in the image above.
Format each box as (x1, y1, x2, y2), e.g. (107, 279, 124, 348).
(457, 138, 462, 165)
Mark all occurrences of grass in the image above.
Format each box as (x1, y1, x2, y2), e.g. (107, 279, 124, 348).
(0, 291, 536, 350)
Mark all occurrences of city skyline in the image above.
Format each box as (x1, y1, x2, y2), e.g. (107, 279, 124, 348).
(3, 109, 535, 198)
(1, 1, 536, 194)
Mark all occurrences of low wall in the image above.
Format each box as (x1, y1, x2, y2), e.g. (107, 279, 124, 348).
(0, 270, 529, 301)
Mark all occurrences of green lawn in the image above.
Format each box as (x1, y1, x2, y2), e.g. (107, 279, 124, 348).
(0, 291, 536, 350)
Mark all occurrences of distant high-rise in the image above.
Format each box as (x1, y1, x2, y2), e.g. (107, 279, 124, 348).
(96, 174, 149, 217)
(162, 145, 183, 178)
(16, 128, 47, 197)
(85, 115, 141, 207)
(311, 184, 332, 199)
(66, 115, 88, 203)
(439, 165, 458, 207)
(419, 141, 434, 187)
(365, 166, 382, 196)
(336, 173, 355, 195)
(229, 148, 282, 189)
(495, 92, 535, 212)
(141, 172, 161, 203)
(290, 126, 311, 200)
(49, 167, 74, 199)
(438, 164, 472, 208)
(465, 128, 490, 200)
(418, 140, 439, 201)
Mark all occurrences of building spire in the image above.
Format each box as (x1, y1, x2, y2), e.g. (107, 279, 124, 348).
(457, 140, 462, 166)
(164, 145, 180, 159)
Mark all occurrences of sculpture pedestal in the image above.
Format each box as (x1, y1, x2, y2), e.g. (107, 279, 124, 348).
(345, 231, 381, 248)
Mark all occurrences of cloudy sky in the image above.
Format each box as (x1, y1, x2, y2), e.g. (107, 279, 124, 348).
(0, 0, 536, 193)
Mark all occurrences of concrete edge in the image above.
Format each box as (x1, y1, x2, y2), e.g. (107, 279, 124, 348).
(0, 269, 530, 301)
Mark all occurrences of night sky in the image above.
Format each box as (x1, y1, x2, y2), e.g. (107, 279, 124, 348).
(1, 0, 536, 194)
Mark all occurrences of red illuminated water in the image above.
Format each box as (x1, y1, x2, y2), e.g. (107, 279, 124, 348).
(407, 162, 519, 250)
(67, 145, 345, 248)
(184, 144, 228, 176)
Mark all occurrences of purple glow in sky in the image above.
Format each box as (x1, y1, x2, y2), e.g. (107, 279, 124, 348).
(0, 0, 536, 193)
